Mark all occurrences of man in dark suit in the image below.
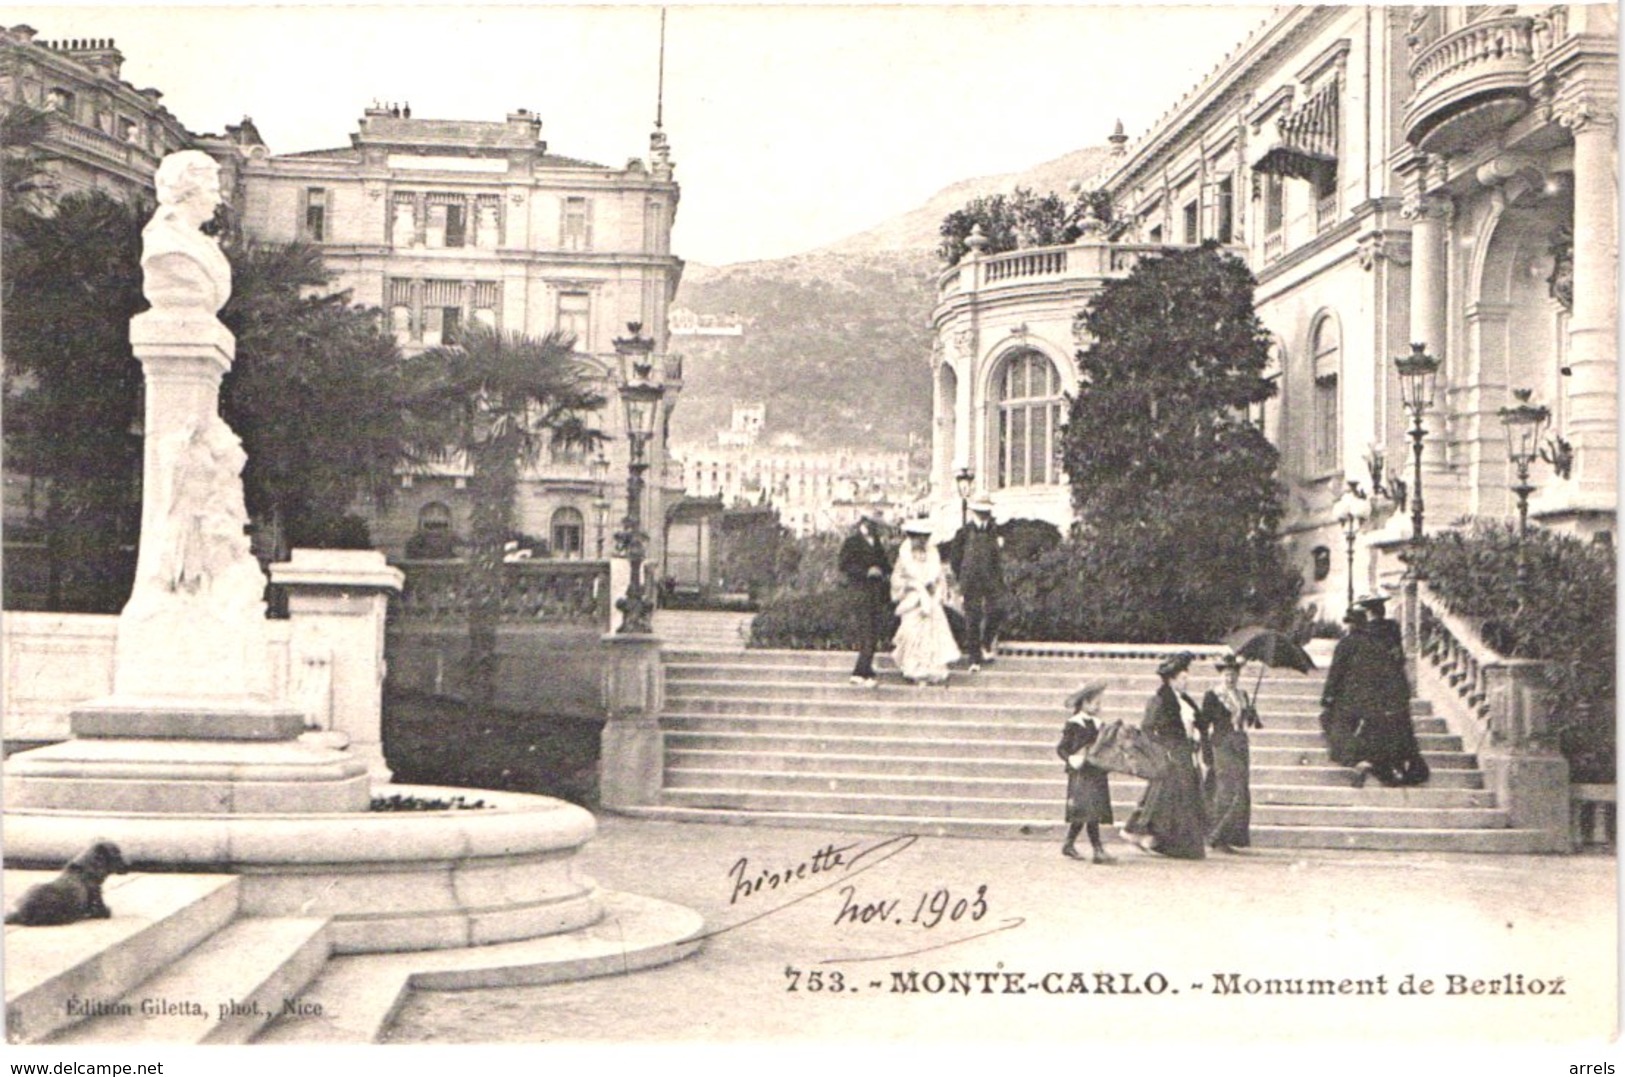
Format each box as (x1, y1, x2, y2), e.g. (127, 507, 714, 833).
(946, 496, 1004, 673)
(838, 516, 891, 686)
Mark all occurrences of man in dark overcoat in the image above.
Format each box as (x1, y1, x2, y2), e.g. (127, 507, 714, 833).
(1356, 592, 1430, 786)
(946, 496, 1004, 672)
(838, 516, 892, 686)
(1320, 607, 1378, 776)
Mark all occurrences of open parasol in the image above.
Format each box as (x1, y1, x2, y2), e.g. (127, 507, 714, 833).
(1222, 625, 1316, 702)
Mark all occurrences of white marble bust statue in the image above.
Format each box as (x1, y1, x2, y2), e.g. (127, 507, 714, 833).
(141, 150, 231, 317)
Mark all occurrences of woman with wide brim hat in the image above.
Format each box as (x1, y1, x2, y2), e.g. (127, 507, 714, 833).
(1056, 681, 1116, 864)
(890, 517, 960, 685)
(1197, 653, 1258, 852)
(1120, 652, 1208, 859)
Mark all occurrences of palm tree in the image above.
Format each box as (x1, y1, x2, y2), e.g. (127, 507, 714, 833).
(400, 322, 606, 714)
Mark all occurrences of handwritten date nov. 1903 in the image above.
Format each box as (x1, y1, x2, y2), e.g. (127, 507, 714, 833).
(834, 884, 989, 928)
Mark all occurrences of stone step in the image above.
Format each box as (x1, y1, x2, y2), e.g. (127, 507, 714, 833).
(665, 659, 1329, 692)
(663, 712, 1453, 742)
(49, 917, 331, 1045)
(4, 873, 240, 1044)
(618, 806, 1551, 852)
(667, 685, 1334, 712)
(668, 649, 1329, 679)
(662, 769, 1502, 827)
(664, 741, 1467, 778)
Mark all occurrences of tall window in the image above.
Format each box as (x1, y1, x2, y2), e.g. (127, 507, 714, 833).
(1216, 177, 1235, 244)
(1183, 200, 1200, 244)
(1311, 316, 1341, 476)
(1264, 172, 1286, 236)
(556, 292, 591, 348)
(551, 507, 585, 560)
(562, 197, 591, 250)
(302, 188, 327, 242)
(995, 351, 1063, 489)
(426, 194, 466, 249)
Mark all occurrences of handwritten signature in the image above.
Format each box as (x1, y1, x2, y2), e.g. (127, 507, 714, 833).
(695, 834, 1025, 963)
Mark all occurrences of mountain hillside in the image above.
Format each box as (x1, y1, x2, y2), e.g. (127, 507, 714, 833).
(670, 144, 1111, 453)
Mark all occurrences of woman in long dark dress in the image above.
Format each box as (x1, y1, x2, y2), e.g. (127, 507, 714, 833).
(1122, 652, 1208, 859)
(1198, 654, 1259, 852)
(1056, 681, 1115, 864)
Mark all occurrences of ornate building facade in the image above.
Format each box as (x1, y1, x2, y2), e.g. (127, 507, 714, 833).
(930, 5, 1616, 616)
(234, 106, 686, 564)
(0, 25, 193, 203)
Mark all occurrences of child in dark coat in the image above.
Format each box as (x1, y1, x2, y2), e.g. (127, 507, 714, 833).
(1056, 681, 1115, 864)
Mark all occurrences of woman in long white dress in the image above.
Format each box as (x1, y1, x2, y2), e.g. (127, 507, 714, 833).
(890, 519, 961, 685)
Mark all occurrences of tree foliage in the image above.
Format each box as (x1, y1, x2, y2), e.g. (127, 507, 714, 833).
(3, 177, 410, 608)
(1058, 242, 1299, 642)
(397, 323, 605, 712)
(219, 241, 407, 552)
(938, 186, 1116, 266)
(3, 191, 149, 609)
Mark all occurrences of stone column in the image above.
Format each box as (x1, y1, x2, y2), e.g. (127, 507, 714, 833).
(599, 633, 664, 809)
(270, 548, 405, 783)
(1404, 192, 1451, 484)
(1557, 95, 1617, 507)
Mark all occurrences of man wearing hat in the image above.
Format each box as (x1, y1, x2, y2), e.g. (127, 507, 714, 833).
(838, 515, 892, 687)
(946, 495, 1004, 673)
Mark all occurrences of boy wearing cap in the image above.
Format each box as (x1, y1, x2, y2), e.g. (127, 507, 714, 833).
(1056, 681, 1115, 863)
(946, 496, 1004, 673)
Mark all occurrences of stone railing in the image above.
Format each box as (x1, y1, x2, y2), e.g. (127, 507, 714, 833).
(1405, 15, 1535, 140)
(1414, 581, 1551, 750)
(49, 119, 161, 174)
(394, 558, 611, 629)
(937, 242, 1237, 300)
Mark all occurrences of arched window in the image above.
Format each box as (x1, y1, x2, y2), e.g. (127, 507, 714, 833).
(1311, 316, 1341, 475)
(994, 350, 1064, 489)
(418, 502, 452, 533)
(551, 507, 585, 560)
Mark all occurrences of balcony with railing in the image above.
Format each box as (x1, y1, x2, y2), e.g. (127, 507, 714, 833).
(1404, 14, 1536, 155)
(936, 241, 1240, 302)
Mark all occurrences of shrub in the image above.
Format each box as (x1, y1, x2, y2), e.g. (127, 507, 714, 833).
(999, 518, 1062, 562)
(749, 585, 897, 651)
(1410, 520, 1615, 781)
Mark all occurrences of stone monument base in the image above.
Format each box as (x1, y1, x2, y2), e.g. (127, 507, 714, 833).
(3, 736, 370, 815)
(70, 697, 307, 741)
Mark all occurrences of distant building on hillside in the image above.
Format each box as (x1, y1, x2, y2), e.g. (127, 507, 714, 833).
(676, 408, 915, 536)
(669, 307, 744, 336)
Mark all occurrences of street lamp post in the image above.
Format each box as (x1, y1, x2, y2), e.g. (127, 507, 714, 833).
(613, 323, 664, 634)
(1498, 389, 1551, 537)
(1394, 342, 1441, 544)
(954, 467, 975, 527)
(590, 450, 610, 559)
(1333, 482, 1371, 607)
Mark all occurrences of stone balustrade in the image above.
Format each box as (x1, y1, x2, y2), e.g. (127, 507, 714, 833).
(1414, 581, 1552, 750)
(1404, 15, 1536, 150)
(936, 241, 1236, 300)
(394, 558, 611, 629)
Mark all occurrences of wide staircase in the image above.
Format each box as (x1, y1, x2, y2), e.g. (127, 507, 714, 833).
(639, 646, 1552, 852)
(5, 872, 330, 1045)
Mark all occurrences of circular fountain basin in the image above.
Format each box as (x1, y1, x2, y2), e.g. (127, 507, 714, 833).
(2, 784, 601, 954)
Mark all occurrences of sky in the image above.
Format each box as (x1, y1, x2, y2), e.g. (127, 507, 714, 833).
(13, 3, 1278, 265)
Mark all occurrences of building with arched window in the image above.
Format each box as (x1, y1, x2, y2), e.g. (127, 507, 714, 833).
(930, 4, 1615, 616)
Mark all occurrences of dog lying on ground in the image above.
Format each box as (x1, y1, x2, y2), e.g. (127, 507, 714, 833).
(5, 841, 129, 926)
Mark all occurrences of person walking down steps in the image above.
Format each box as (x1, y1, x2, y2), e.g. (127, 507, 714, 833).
(946, 496, 1005, 673)
(1057, 681, 1116, 864)
(839, 515, 892, 688)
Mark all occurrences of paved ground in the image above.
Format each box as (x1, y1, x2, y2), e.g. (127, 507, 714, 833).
(386, 815, 1618, 1057)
